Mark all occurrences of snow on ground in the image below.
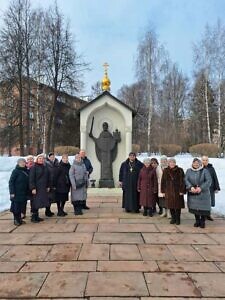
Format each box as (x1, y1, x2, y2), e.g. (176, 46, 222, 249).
(0, 154, 224, 216)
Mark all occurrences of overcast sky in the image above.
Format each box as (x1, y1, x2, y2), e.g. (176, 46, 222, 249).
(0, 0, 225, 96)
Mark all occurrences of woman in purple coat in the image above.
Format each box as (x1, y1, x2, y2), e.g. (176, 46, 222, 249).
(138, 158, 158, 216)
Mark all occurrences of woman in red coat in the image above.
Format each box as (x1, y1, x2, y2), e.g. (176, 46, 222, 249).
(138, 158, 158, 217)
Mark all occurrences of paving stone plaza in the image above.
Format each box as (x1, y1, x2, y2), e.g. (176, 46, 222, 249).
(0, 189, 225, 299)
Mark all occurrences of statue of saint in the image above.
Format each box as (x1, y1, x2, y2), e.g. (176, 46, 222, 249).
(89, 118, 121, 187)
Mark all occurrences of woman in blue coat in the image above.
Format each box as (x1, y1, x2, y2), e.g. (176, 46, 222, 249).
(185, 158, 212, 228)
(9, 158, 29, 226)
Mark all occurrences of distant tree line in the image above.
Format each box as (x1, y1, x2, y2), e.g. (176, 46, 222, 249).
(0, 0, 87, 155)
(118, 21, 225, 155)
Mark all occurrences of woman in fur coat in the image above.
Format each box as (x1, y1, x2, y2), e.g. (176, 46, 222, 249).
(161, 158, 185, 225)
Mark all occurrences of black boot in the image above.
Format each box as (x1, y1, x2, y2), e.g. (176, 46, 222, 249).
(175, 209, 181, 225)
(57, 202, 64, 216)
(45, 206, 54, 217)
(200, 215, 206, 228)
(143, 207, 148, 216)
(73, 201, 83, 215)
(158, 207, 163, 215)
(13, 214, 21, 226)
(61, 201, 68, 215)
(194, 214, 200, 227)
(82, 200, 90, 210)
(170, 209, 176, 224)
(31, 210, 44, 223)
(149, 207, 153, 217)
(31, 212, 39, 223)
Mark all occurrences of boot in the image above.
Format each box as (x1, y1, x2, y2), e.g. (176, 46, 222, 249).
(170, 209, 176, 224)
(13, 214, 21, 226)
(160, 208, 167, 218)
(61, 201, 68, 216)
(194, 214, 200, 227)
(200, 215, 206, 228)
(167, 209, 171, 219)
(207, 215, 214, 221)
(143, 207, 148, 216)
(158, 207, 163, 215)
(82, 200, 90, 210)
(175, 209, 181, 225)
(148, 207, 153, 217)
(73, 201, 83, 215)
(45, 206, 54, 217)
(31, 212, 39, 223)
(57, 202, 64, 216)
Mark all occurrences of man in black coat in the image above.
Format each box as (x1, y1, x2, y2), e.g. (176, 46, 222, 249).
(202, 155, 220, 221)
(79, 149, 93, 209)
(119, 152, 143, 213)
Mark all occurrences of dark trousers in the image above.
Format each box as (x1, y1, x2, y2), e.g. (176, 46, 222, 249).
(10, 201, 24, 222)
(21, 200, 27, 215)
(170, 208, 181, 224)
(72, 201, 83, 214)
(56, 201, 66, 213)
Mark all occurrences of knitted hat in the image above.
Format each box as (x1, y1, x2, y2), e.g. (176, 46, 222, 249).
(168, 157, 176, 164)
(193, 157, 201, 164)
(143, 158, 151, 164)
(160, 155, 168, 161)
(17, 158, 26, 164)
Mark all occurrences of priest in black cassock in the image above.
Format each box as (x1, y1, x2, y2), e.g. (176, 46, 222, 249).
(119, 152, 143, 213)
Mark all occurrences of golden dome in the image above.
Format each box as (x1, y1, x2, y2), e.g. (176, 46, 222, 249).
(101, 62, 111, 91)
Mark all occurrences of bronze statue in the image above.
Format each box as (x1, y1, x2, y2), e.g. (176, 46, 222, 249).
(89, 117, 121, 187)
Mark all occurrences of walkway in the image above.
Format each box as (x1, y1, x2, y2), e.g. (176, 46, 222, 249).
(0, 189, 225, 299)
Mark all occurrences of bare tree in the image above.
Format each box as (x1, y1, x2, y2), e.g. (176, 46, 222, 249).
(118, 82, 148, 149)
(188, 71, 216, 144)
(136, 28, 168, 152)
(209, 20, 225, 152)
(0, 0, 27, 155)
(160, 63, 188, 143)
(43, 3, 87, 152)
(90, 81, 102, 99)
(193, 24, 214, 143)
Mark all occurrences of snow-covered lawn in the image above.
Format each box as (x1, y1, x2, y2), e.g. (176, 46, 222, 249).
(0, 154, 224, 216)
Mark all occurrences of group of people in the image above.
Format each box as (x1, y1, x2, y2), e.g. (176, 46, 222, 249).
(9, 149, 220, 229)
(9, 150, 93, 225)
(119, 152, 220, 228)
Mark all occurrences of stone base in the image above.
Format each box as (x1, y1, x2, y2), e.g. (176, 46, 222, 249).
(99, 179, 114, 188)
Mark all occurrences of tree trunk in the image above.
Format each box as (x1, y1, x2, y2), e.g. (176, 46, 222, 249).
(18, 76, 24, 156)
(147, 80, 152, 153)
(204, 75, 211, 143)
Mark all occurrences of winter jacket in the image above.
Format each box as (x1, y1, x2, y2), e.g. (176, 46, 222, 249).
(55, 161, 71, 194)
(137, 165, 158, 207)
(69, 160, 88, 202)
(161, 166, 185, 209)
(29, 163, 50, 209)
(82, 157, 93, 175)
(9, 165, 29, 202)
(185, 167, 212, 212)
(203, 163, 220, 207)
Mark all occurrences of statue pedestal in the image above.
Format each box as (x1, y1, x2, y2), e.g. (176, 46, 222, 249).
(99, 179, 114, 188)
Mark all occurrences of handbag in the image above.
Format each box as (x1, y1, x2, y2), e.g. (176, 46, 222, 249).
(75, 178, 86, 188)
